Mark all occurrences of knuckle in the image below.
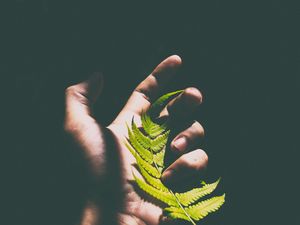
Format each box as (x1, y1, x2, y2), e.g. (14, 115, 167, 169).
(65, 85, 88, 105)
(135, 75, 158, 98)
(179, 149, 208, 171)
(178, 156, 194, 169)
(179, 121, 205, 147)
(65, 86, 77, 96)
(65, 85, 85, 98)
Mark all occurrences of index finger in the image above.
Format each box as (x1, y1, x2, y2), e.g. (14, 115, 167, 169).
(115, 55, 182, 123)
(135, 55, 182, 103)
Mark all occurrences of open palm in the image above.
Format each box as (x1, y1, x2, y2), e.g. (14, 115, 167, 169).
(64, 55, 207, 225)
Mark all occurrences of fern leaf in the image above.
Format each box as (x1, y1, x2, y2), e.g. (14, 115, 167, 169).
(132, 119, 169, 153)
(140, 112, 154, 135)
(124, 140, 137, 158)
(127, 125, 153, 163)
(136, 155, 161, 178)
(131, 120, 152, 148)
(142, 90, 182, 137)
(168, 212, 189, 221)
(166, 195, 225, 221)
(175, 179, 221, 206)
(151, 130, 170, 152)
(148, 122, 167, 137)
(175, 194, 225, 220)
(133, 174, 178, 207)
(164, 194, 225, 220)
(141, 112, 166, 138)
(138, 165, 168, 191)
(153, 147, 165, 167)
(149, 90, 184, 117)
(124, 141, 160, 178)
(186, 194, 225, 220)
(125, 90, 225, 224)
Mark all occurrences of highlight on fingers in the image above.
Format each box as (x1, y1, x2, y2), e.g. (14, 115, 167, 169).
(134, 55, 182, 103)
(161, 149, 208, 184)
(170, 120, 205, 154)
(112, 55, 183, 124)
(160, 87, 203, 119)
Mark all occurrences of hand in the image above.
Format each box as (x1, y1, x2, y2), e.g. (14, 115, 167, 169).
(64, 55, 207, 225)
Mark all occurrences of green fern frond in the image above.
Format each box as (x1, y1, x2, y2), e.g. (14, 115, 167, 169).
(138, 165, 168, 192)
(131, 119, 169, 153)
(175, 179, 221, 206)
(136, 155, 161, 178)
(124, 141, 160, 178)
(131, 120, 152, 148)
(124, 139, 137, 158)
(141, 113, 166, 138)
(141, 112, 155, 135)
(168, 212, 189, 221)
(149, 90, 184, 117)
(186, 194, 225, 220)
(133, 173, 178, 207)
(165, 194, 225, 221)
(127, 124, 153, 163)
(125, 90, 225, 224)
(148, 122, 167, 138)
(151, 130, 170, 152)
(153, 148, 165, 167)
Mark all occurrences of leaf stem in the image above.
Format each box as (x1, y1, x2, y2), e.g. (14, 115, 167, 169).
(169, 190, 197, 225)
(147, 112, 196, 225)
(152, 150, 160, 172)
(154, 154, 196, 225)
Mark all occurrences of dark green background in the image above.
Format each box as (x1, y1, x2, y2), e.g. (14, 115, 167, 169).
(3, 1, 299, 225)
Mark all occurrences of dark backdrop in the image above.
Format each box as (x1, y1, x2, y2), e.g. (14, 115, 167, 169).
(3, 1, 299, 225)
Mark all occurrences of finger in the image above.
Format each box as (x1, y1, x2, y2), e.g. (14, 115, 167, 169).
(161, 149, 208, 183)
(114, 55, 182, 123)
(65, 73, 103, 127)
(135, 55, 182, 102)
(170, 121, 205, 154)
(160, 87, 202, 119)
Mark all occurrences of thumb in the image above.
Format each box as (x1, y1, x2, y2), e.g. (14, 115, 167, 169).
(65, 73, 103, 124)
(74, 72, 104, 104)
(84, 72, 104, 103)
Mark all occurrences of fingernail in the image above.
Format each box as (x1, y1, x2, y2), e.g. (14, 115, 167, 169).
(172, 137, 187, 152)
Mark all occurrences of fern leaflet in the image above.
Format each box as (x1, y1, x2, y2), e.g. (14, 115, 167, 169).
(175, 178, 221, 206)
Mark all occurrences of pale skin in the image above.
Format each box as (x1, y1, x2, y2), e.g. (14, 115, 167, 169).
(64, 55, 208, 225)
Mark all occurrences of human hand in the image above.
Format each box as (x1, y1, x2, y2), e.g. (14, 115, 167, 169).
(64, 55, 207, 225)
